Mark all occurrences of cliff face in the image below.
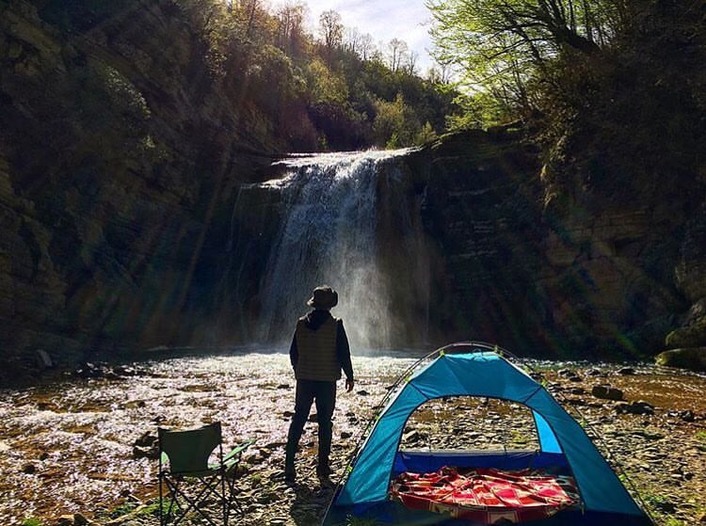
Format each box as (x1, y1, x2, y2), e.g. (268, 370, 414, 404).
(412, 127, 705, 360)
(0, 0, 273, 377)
(406, 130, 548, 351)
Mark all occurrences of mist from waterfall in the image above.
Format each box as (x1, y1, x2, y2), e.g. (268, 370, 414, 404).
(256, 150, 417, 350)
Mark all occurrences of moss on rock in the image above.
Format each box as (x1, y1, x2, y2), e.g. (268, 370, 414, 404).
(655, 347, 706, 372)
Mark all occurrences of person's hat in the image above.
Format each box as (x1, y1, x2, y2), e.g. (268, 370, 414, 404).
(307, 285, 338, 310)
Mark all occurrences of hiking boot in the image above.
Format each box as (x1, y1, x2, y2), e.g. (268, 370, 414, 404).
(317, 464, 331, 478)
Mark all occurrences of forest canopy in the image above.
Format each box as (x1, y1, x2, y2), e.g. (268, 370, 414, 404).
(427, 0, 706, 134)
(33, 0, 706, 159)
(174, 0, 464, 151)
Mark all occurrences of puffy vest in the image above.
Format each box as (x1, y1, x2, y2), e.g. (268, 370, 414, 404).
(294, 315, 341, 381)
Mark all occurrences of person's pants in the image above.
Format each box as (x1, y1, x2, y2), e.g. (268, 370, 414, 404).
(285, 380, 337, 473)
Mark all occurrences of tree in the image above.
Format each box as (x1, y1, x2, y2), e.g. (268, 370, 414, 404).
(372, 92, 424, 148)
(406, 50, 419, 75)
(274, 2, 308, 57)
(387, 38, 409, 72)
(358, 33, 376, 61)
(344, 27, 362, 55)
(319, 10, 343, 52)
(426, 0, 622, 116)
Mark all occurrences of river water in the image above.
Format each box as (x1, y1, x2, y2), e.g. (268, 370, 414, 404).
(1, 349, 705, 525)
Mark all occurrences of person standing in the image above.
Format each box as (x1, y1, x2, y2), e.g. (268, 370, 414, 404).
(284, 285, 354, 483)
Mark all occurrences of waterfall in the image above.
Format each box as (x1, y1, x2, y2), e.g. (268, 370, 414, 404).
(254, 149, 424, 350)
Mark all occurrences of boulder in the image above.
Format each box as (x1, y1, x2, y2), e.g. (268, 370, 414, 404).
(665, 315, 706, 348)
(655, 347, 706, 372)
(591, 384, 625, 401)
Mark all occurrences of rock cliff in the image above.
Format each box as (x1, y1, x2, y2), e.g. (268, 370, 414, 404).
(409, 129, 696, 360)
(0, 0, 275, 380)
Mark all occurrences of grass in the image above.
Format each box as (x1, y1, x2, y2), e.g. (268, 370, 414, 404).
(96, 501, 163, 522)
(21, 519, 43, 526)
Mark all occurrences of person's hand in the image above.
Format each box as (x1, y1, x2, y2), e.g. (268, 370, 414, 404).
(345, 378, 354, 392)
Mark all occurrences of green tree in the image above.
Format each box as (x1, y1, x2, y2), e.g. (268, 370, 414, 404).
(274, 2, 309, 59)
(319, 9, 344, 61)
(426, 0, 624, 119)
(415, 121, 438, 145)
(372, 93, 421, 148)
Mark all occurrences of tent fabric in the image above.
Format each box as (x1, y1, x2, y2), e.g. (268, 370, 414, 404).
(392, 450, 570, 475)
(334, 347, 647, 520)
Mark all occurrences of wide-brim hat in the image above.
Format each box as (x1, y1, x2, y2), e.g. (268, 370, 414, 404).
(307, 285, 338, 310)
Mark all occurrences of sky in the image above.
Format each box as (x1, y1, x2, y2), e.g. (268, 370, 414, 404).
(292, 0, 437, 74)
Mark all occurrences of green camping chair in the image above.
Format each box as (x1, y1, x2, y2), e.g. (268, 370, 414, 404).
(158, 422, 254, 526)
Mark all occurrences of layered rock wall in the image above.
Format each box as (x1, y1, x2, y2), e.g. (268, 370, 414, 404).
(410, 128, 704, 360)
(0, 0, 272, 379)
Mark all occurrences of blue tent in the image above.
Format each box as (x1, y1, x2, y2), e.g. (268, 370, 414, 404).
(323, 342, 653, 525)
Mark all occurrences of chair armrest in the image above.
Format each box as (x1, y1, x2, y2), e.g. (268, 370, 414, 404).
(223, 439, 255, 463)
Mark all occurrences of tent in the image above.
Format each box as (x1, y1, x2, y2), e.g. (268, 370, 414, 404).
(323, 342, 653, 525)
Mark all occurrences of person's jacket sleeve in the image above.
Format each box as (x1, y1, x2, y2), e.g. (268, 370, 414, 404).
(289, 333, 298, 370)
(336, 319, 354, 380)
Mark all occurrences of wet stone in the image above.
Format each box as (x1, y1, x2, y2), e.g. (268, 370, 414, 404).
(616, 401, 655, 415)
(591, 384, 624, 401)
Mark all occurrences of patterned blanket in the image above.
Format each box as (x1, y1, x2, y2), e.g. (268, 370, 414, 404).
(390, 466, 580, 524)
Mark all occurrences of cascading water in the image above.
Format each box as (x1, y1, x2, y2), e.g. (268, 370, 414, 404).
(253, 149, 428, 350)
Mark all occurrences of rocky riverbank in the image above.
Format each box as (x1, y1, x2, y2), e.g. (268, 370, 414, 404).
(1, 349, 705, 525)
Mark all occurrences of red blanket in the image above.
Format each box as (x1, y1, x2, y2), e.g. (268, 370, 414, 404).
(390, 467, 579, 524)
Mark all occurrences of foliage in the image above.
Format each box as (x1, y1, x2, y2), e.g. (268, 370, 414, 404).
(427, 0, 705, 127)
(21, 519, 43, 526)
(170, 0, 464, 150)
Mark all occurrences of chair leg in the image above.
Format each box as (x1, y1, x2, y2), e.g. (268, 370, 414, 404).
(222, 467, 227, 526)
(161, 472, 241, 526)
(226, 471, 244, 518)
(162, 478, 189, 525)
(160, 475, 183, 525)
(159, 475, 164, 526)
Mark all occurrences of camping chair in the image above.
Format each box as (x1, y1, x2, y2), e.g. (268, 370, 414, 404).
(158, 422, 254, 526)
